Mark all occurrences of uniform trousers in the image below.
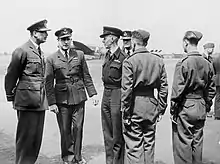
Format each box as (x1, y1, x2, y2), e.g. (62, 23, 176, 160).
(172, 98, 206, 164)
(16, 110, 45, 164)
(57, 102, 85, 162)
(123, 96, 158, 164)
(101, 88, 124, 164)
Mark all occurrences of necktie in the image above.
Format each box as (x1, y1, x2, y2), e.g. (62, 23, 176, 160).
(127, 50, 130, 56)
(65, 51, 68, 60)
(38, 46, 41, 55)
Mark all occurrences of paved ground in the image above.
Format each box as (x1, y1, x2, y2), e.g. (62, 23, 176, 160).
(0, 56, 220, 164)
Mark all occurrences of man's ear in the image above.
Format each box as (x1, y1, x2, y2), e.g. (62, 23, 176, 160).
(183, 39, 188, 47)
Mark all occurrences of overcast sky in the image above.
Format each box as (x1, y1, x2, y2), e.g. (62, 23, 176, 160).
(1, 0, 220, 53)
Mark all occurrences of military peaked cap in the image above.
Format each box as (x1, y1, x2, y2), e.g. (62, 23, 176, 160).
(100, 26, 123, 38)
(27, 19, 51, 32)
(122, 30, 132, 40)
(55, 27, 73, 38)
(203, 43, 215, 49)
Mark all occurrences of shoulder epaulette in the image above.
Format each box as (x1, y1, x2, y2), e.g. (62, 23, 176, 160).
(151, 52, 162, 58)
(181, 55, 188, 63)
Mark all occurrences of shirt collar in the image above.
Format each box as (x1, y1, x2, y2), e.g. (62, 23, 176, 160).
(109, 47, 120, 59)
(59, 48, 70, 57)
(132, 47, 148, 55)
(29, 38, 39, 49)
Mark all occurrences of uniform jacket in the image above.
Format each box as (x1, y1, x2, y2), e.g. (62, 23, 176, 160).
(102, 47, 127, 88)
(45, 48, 97, 106)
(213, 53, 220, 86)
(170, 51, 216, 114)
(4, 40, 48, 111)
(121, 47, 168, 118)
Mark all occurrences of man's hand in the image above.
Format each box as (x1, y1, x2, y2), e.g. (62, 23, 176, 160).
(49, 104, 59, 114)
(92, 95, 99, 106)
(122, 111, 131, 127)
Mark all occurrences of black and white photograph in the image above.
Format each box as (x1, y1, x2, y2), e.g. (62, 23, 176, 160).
(1, 0, 220, 163)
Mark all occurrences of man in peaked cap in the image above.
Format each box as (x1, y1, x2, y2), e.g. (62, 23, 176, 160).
(203, 42, 215, 62)
(121, 29, 168, 164)
(170, 31, 216, 164)
(4, 19, 51, 164)
(45, 27, 98, 164)
(203, 43, 216, 118)
(121, 30, 132, 56)
(100, 26, 127, 164)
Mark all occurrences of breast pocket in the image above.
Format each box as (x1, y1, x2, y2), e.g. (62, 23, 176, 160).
(55, 84, 68, 102)
(26, 58, 42, 74)
(109, 61, 122, 79)
(69, 63, 81, 75)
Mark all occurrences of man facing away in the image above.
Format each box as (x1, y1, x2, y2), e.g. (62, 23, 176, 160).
(4, 19, 51, 164)
(170, 31, 216, 164)
(121, 29, 168, 164)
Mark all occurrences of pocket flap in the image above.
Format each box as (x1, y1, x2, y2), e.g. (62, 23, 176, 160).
(29, 58, 41, 63)
(17, 82, 41, 91)
(183, 100, 195, 108)
(55, 84, 68, 91)
(110, 62, 121, 69)
(75, 80, 84, 89)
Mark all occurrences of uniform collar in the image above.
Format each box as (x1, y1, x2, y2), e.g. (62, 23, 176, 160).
(132, 47, 149, 55)
(187, 51, 201, 56)
(109, 47, 121, 59)
(29, 38, 39, 49)
(59, 48, 70, 57)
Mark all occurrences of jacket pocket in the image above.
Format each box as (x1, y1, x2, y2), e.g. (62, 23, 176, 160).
(182, 99, 206, 121)
(26, 58, 42, 74)
(109, 61, 122, 79)
(71, 80, 87, 104)
(69, 63, 81, 75)
(133, 97, 159, 124)
(55, 84, 68, 103)
(14, 81, 41, 108)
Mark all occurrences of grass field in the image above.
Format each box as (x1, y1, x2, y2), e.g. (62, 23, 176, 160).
(0, 55, 219, 164)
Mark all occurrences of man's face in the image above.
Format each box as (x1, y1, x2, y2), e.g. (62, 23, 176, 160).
(102, 35, 113, 49)
(206, 48, 214, 55)
(58, 37, 72, 51)
(123, 39, 131, 49)
(34, 31, 48, 44)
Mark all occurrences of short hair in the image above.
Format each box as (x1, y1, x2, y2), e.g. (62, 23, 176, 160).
(184, 38, 199, 46)
(131, 31, 148, 46)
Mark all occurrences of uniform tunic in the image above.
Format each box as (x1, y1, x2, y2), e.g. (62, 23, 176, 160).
(4, 40, 48, 164)
(170, 51, 216, 164)
(121, 47, 168, 164)
(45, 48, 97, 162)
(101, 47, 127, 164)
